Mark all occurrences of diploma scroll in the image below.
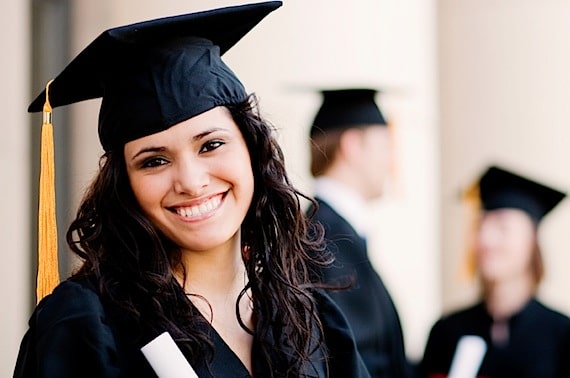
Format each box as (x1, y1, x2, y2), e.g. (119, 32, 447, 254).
(141, 332, 199, 378)
(448, 335, 487, 378)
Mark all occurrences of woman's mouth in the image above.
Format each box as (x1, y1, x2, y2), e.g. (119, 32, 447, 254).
(172, 193, 225, 219)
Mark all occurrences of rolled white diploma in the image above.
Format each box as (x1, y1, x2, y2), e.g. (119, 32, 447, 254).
(141, 332, 199, 378)
(448, 335, 487, 378)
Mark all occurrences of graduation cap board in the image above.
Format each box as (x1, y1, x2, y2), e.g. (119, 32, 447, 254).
(477, 165, 566, 223)
(30, 1, 282, 302)
(310, 88, 387, 136)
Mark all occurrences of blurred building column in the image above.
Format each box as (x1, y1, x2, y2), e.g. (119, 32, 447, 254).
(2, 0, 31, 375)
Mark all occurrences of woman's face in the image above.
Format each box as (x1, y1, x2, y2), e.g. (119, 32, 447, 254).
(124, 106, 254, 254)
(475, 208, 536, 284)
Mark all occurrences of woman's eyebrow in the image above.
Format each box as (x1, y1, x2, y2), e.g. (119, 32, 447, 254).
(192, 127, 229, 141)
(131, 146, 166, 161)
(130, 127, 230, 160)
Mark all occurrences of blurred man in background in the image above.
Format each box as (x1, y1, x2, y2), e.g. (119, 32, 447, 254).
(307, 88, 414, 377)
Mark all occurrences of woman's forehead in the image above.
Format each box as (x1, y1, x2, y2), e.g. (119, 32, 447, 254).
(123, 107, 240, 154)
(482, 208, 535, 225)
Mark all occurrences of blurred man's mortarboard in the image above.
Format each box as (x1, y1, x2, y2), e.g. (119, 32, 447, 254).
(30, 1, 282, 302)
(476, 165, 566, 223)
(310, 88, 387, 136)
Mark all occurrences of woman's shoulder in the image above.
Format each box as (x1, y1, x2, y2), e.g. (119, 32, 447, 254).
(33, 279, 104, 329)
(15, 279, 126, 378)
(427, 301, 489, 340)
(40, 278, 100, 304)
(526, 298, 570, 328)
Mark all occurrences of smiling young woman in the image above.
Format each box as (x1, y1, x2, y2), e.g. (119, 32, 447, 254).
(14, 2, 369, 377)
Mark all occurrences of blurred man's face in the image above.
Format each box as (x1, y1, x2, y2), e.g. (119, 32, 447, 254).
(356, 125, 393, 200)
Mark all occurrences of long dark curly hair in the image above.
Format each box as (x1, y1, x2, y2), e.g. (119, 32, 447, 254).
(66, 94, 330, 376)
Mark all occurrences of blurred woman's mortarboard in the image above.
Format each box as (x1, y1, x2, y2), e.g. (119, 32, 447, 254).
(477, 166, 566, 223)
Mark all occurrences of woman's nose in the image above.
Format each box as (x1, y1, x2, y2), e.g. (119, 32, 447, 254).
(172, 157, 210, 196)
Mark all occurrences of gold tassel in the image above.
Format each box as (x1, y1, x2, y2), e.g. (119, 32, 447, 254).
(459, 182, 481, 280)
(37, 79, 59, 303)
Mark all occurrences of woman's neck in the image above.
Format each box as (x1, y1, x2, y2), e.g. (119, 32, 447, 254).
(177, 238, 246, 299)
(176, 237, 254, 373)
(484, 274, 535, 320)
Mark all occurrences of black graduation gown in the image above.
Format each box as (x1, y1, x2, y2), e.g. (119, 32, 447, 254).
(14, 279, 370, 378)
(421, 299, 570, 378)
(309, 198, 410, 378)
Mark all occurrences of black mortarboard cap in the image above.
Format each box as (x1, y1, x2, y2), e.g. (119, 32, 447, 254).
(478, 165, 566, 223)
(310, 88, 387, 136)
(28, 1, 282, 151)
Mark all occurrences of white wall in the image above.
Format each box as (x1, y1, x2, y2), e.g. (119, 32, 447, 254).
(439, 0, 570, 317)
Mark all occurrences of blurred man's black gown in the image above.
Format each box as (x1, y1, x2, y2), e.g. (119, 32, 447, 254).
(310, 198, 410, 378)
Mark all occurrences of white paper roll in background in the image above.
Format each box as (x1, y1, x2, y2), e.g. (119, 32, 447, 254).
(141, 332, 199, 378)
(448, 335, 487, 378)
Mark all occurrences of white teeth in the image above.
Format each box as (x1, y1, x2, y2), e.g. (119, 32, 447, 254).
(176, 196, 222, 218)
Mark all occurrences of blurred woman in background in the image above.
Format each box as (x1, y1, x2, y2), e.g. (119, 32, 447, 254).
(421, 165, 570, 378)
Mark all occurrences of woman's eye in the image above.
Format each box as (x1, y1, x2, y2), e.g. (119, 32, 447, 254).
(200, 140, 224, 153)
(141, 157, 169, 168)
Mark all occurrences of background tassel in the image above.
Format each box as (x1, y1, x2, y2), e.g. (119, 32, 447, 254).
(459, 182, 481, 280)
(37, 80, 59, 303)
